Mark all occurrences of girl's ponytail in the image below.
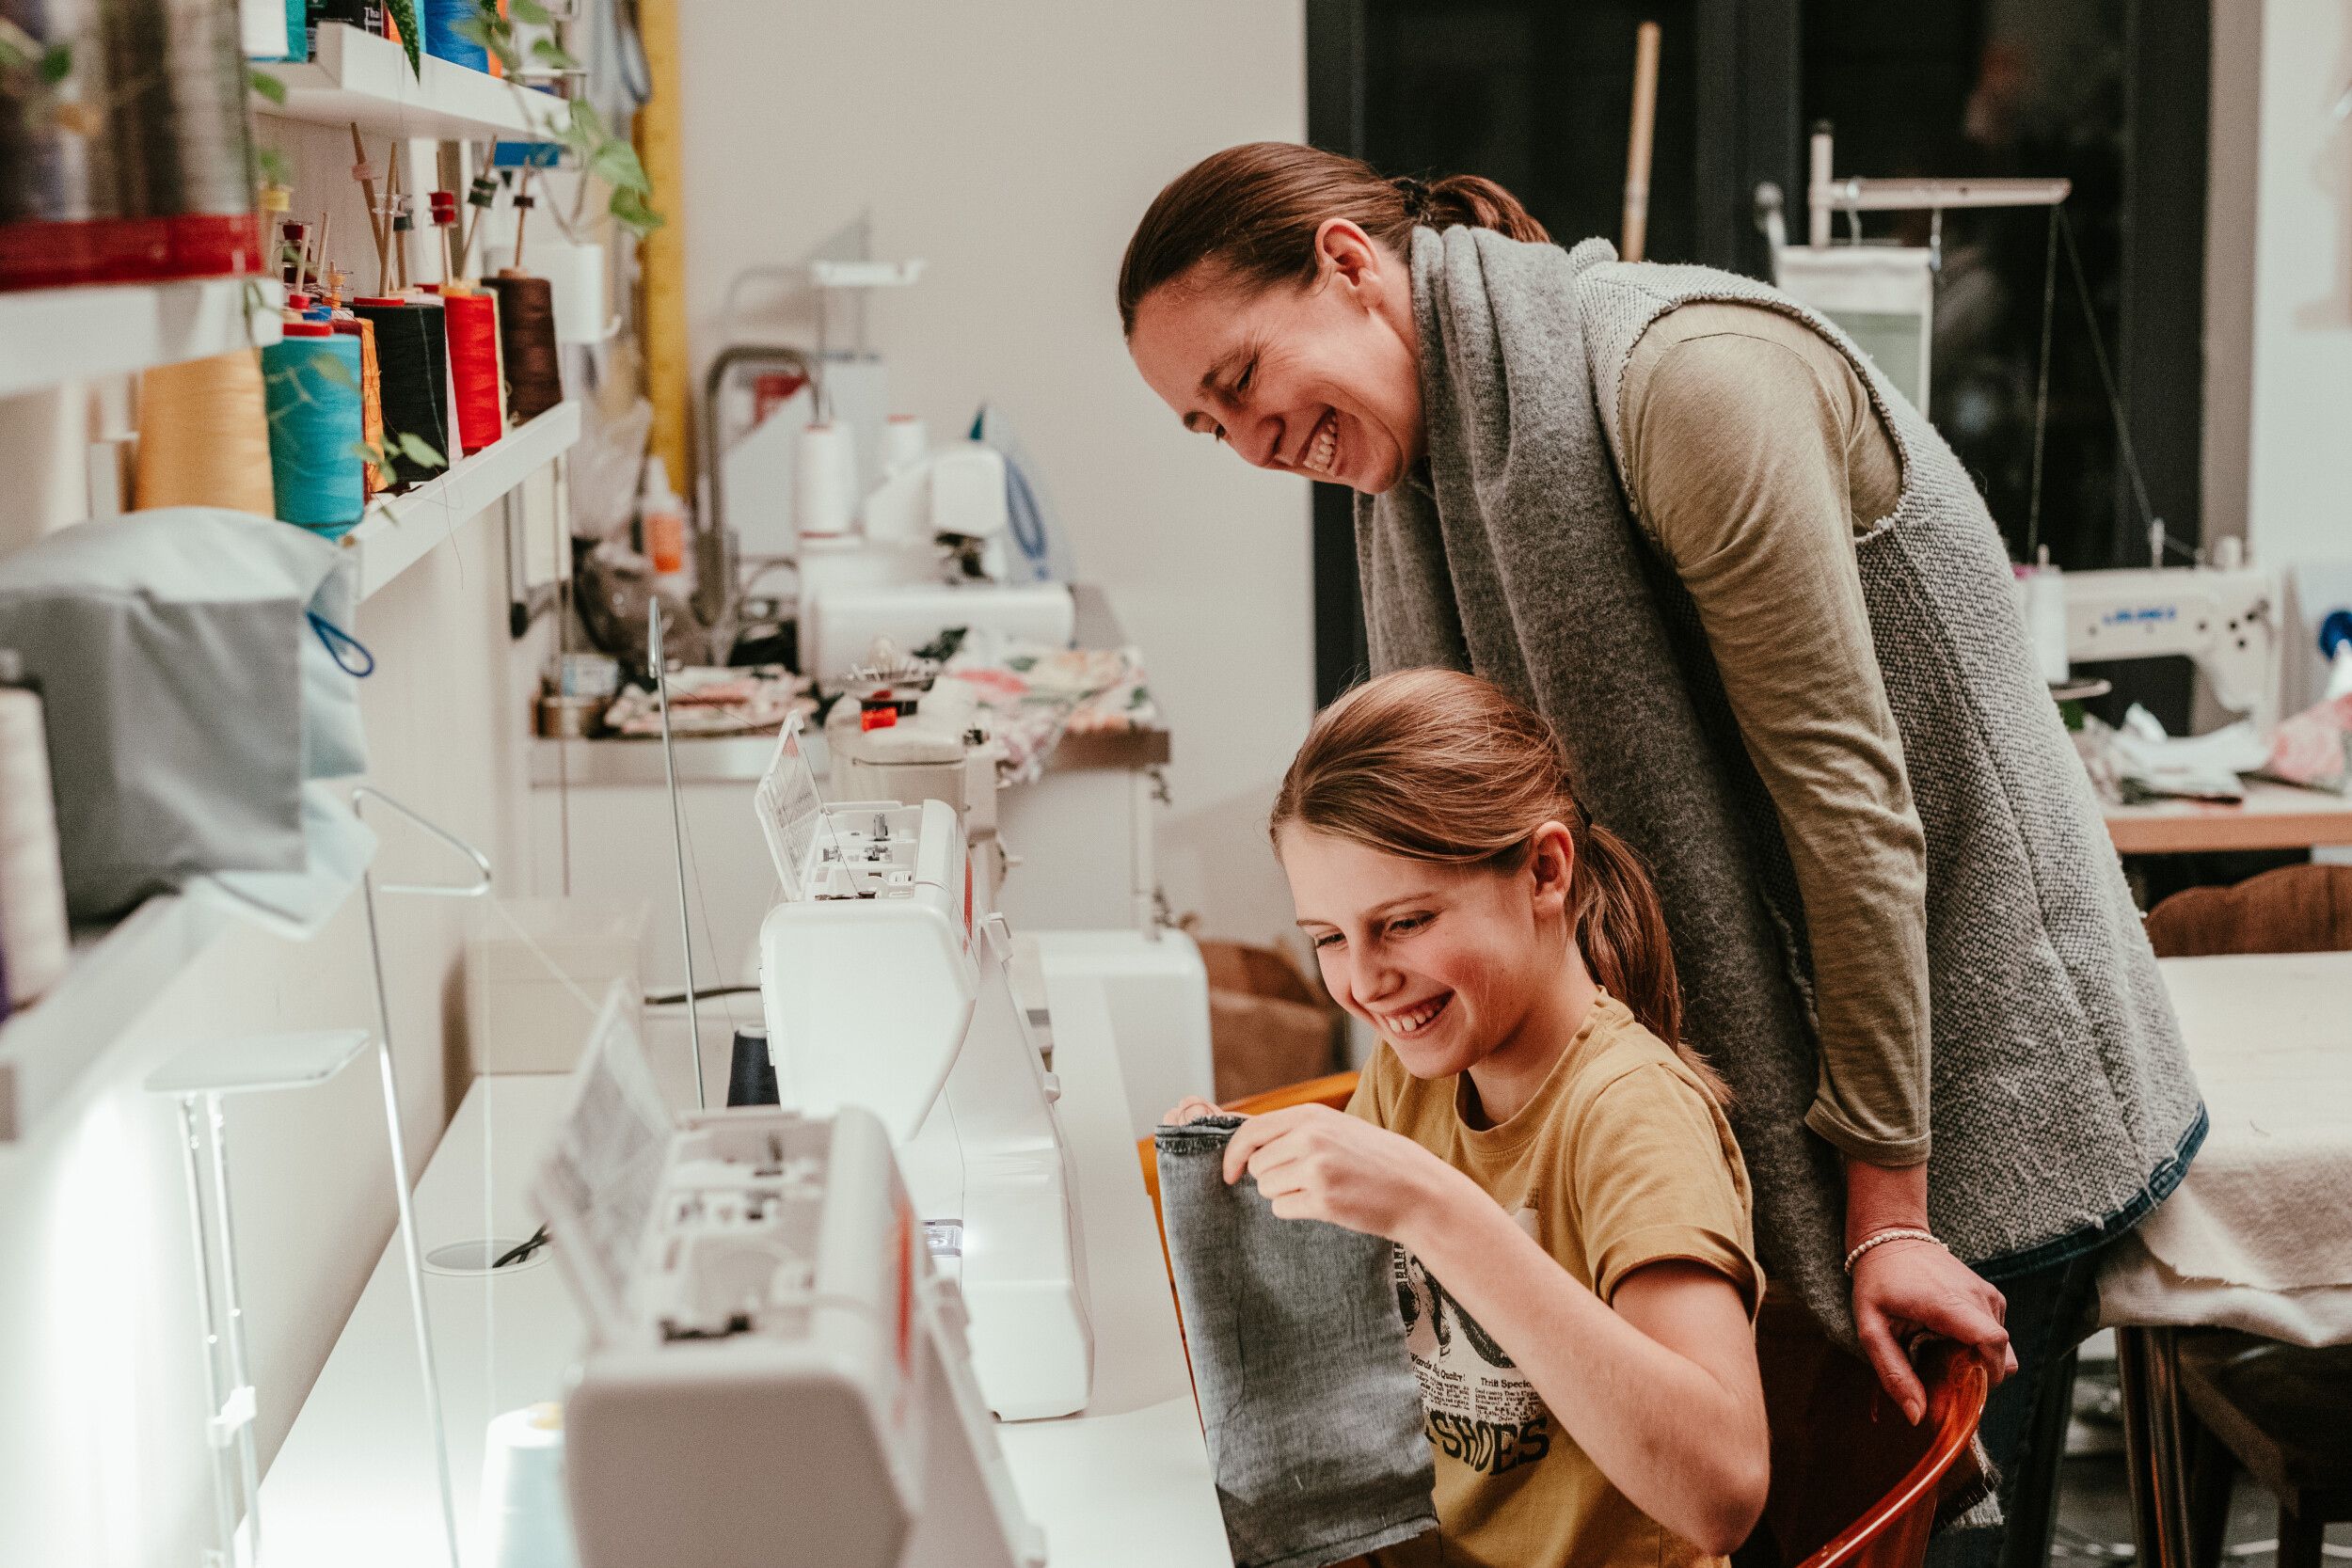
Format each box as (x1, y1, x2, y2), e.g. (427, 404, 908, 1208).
(1271, 668, 1729, 1104)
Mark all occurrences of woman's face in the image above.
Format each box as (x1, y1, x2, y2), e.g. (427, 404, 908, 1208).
(1280, 825, 1574, 1081)
(1128, 220, 1424, 495)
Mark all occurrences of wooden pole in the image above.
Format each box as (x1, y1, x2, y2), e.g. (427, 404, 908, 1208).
(636, 0, 692, 495)
(1622, 21, 1661, 262)
(350, 122, 389, 289)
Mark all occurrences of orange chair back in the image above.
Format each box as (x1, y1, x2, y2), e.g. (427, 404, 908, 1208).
(1755, 1291, 1992, 1568)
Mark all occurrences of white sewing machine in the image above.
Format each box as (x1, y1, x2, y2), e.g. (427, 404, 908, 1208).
(541, 988, 1045, 1568)
(799, 440, 1073, 686)
(825, 659, 1012, 909)
(752, 721, 1093, 1420)
(2059, 542, 2282, 732)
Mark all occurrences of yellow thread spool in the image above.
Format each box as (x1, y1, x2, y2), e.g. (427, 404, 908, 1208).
(135, 349, 277, 517)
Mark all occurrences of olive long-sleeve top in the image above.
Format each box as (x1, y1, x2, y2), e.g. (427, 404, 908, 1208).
(1603, 302, 1931, 1167)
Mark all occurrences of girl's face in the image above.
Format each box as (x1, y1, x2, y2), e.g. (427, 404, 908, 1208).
(1127, 220, 1424, 495)
(1280, 825, 1576, 1081)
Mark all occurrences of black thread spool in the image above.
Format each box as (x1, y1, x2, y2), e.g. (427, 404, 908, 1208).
(726, 1027, 779, 1107)
(486, 271, 563, 422)
(352, 298, 452, 488)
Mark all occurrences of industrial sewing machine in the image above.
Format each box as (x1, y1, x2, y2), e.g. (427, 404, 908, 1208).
(2057, 539, 2282, 733)
(540, 988, 1045, 1568)
(751, 720, 1093, 1421)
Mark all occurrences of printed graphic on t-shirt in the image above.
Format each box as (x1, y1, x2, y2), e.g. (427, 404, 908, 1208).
(1396, 1212, 1552, 1478)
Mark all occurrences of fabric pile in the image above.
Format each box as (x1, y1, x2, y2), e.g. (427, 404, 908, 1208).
(937, 641, 1158, 782)
(601, 666, 814, 737)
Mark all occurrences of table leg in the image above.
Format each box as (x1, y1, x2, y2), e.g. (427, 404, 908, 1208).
(2117, 1326, 2197, 1568)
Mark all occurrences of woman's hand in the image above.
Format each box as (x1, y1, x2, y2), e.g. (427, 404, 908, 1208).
(1221, 1104, 1470, 1243)
(1851, 1239, 2017, 1424)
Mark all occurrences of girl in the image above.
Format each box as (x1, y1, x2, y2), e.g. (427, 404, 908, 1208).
(1170, 669, 1769, 1568)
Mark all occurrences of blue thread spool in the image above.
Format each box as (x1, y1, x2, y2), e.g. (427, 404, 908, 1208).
(423, 0, 487, 71)
(262, 324, 366, 536)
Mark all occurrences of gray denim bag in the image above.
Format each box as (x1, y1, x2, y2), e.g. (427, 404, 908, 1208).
(1155, 1116, 1437, 1568)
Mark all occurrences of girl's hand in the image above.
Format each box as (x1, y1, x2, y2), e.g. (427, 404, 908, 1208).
(1221, 1104, 1470, 1243)
(1162, 1095, 1223, 1126)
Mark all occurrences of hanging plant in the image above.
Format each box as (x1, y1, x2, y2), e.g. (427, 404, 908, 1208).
(456, 0, 664, 240)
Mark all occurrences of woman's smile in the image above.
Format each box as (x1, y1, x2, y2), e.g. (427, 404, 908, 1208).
(1295, 408, 1340, 476)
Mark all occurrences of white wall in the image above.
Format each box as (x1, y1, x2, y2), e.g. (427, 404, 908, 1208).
(2244, 0, 2352, 571)
(678, 0, 1315, 952)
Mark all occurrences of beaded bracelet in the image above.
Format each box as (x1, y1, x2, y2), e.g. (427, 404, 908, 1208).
(1843, 1227, 1944, 1275)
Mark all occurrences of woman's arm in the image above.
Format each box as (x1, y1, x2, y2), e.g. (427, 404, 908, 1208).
(1225, 1104, 1769, 1554)
(1618, 309, 2013, 1407)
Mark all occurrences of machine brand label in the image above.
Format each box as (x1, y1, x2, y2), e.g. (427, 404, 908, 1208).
(2103, 606, 2179, 626)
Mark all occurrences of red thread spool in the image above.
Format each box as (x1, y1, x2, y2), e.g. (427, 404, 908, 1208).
(429, 191, 458, 228)
(441, 291, 505, 455)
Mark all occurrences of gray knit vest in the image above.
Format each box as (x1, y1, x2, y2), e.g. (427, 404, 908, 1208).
(1359, 228, 2204, 1339)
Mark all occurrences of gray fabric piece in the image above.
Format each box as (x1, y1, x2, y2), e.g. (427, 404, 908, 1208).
(1155, 1116, 1436, 1568)
(1357, 227, 2204, 1346)
(0, 510, 368, 921)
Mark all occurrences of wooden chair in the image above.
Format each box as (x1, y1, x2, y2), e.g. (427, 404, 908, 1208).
(2144, 863, 2352, 958)
(2139, 863, 2352, 1568)
(1136, 1071, 1989, 1568)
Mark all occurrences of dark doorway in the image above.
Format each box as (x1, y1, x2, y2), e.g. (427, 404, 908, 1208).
(1306, 0, 2211, 729)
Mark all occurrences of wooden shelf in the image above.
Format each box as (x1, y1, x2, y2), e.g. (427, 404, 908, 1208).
(0, 277, 283, 399)
(264, 24, 573, 143)
(344, 400, 580, 599)
(0, 895, 232, 1143)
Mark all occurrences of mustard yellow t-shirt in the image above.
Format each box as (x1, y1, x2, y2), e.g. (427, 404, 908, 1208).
(1348, 993, 1761, 1568)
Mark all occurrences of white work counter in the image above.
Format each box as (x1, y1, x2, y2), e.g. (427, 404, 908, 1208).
(260, 967, 1227, 1565)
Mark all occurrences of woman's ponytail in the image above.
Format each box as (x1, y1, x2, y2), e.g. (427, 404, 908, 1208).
(1120, 143, 1550, 336)
(1271, 668, 1730, 1105)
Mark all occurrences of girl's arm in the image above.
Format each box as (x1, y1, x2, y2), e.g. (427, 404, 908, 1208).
(1224, 1104, 1769, 1555)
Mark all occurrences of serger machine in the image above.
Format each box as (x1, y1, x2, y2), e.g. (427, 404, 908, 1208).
(540, 990, 1045, 1568)
(825, 655, 1013, 907)
(752, 720, 1093, 1420)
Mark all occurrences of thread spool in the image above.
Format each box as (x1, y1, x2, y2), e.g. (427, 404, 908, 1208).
(882, 415, 927, 475)
(795, 423, 856, 541)
(353, 297, 453, 486)
(486, 271, 563, 422)
(0, 0, 263, 291)
(0, 656, 70, 1012)
(442, 290, 505, 454)
(478, 1404, 577, 1568)
(135, 349, 277, 516)
(484, 241, 605, 343)
(262, 324, 366, 534)
(331, 317, 388, 492)
(422, 0, 488, 69)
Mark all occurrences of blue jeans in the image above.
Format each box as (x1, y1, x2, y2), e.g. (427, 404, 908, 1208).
(1923, 1237, 2116, 1568)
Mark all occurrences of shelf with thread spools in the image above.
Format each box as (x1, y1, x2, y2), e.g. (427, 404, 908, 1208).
(264, 23, 574, 142)
(343, 398, 580, 599)
(0, 277, 286, 400)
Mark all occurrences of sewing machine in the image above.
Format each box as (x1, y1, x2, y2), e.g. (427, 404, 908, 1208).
(558, 1107, 1045, 1566)
(752, 722, 1093, 1420)
(2060, 548, 2282, 732)
(798, 439, 1074, 686)
(824, 659, 1010, 909)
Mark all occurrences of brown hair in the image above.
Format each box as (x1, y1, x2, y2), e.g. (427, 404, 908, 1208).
(1118, 142, 1550, 336)
(1271, 669, 1728, 1101)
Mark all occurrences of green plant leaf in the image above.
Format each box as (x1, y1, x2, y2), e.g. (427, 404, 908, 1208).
(246, 67, 285, 104)
(0, 18, 36, 72)
(510, 0, 552, 24)
(383, 0, 421, 78)
(528, 38, 578, 70)
(38, 41, 71, 85)
(310, 350, 357, 389)
(255, 147, 292, 186)
(395, 432, 448, 470)
(589, 137, 649, 194)
(609, 185, 664, 237)
(567, 98, 605, 142)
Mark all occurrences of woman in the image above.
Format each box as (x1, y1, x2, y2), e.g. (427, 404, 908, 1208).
(1119, 143, 2203, 1566)
(1171, 668, 1770, 1567)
